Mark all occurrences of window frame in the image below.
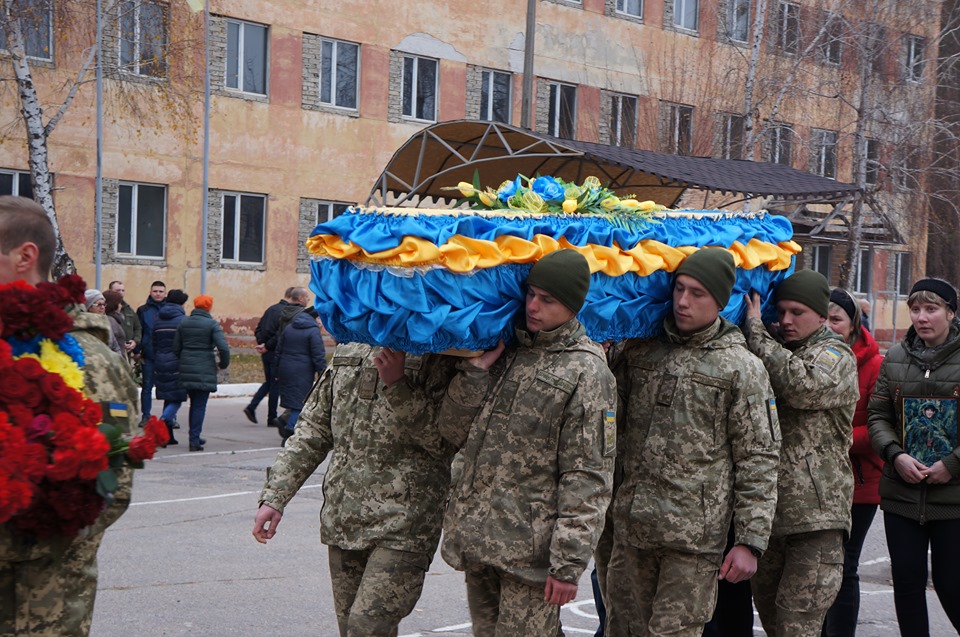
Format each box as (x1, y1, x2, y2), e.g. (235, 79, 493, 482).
(855, 249, 873, 294)
(864, 138, 880, 187)
(119, 0, 168, 78)
(673, 0, 699, 32)
(116, 182, 166, 259)
(0, 0, 53, 61)
(720, 113, 745, 160)
(666, 103, 693, 155)
(728, 0, 750, 43)
(776, 2, 800, 55)
(906, 35, 925, 83)
(315, 200, 351, 225)
(220, 192, 267, 265)
(811, 245, 832, 280)
(0, 169, 34, 198)
(616, 0, 643, 19)
(609, 93, 637, 148)
(401, 54, 439, 122)
(548, 82, 577, 139)
(225, 18, 269, 96)
(812, 128, 838, 179)
(318, 36, 359, 111)
(480, 69, 512, 123)
(768, 124, 794, 165)
(820, 13, 842, 66)
(895, 253, 912, 296)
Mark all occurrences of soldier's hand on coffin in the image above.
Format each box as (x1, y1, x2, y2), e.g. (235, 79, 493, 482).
(375, 348, 406, 387)
(745, 292, 763, 320)
(465, 340, 505, 371)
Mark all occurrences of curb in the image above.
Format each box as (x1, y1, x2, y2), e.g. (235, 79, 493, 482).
(147, 383, 261, 399)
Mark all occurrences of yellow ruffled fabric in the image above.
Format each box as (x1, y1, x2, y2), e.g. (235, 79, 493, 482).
(306, 234, 801, 275)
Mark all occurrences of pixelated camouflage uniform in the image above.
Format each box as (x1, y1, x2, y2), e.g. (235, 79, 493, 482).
(258, 342, 456, 637)
(439, 318, 616, 636)
(605, 316, 780, 637)
(743, 318, 858, 637)
(0, 306, 140, 637)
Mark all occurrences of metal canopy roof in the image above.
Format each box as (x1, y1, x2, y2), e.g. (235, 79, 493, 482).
(365, 120, 901, 245)
(366, 120, 862, 208)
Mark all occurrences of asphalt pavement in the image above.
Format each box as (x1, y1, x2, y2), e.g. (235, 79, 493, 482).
(90, 396, 955, 636)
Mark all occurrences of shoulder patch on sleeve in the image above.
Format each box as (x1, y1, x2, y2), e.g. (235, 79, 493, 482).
(814, 346, 843, 373)
(602, 408, 617, 457)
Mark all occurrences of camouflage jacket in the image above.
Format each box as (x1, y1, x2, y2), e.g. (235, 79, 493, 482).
(611, 317, 780, 559)
(744, 319, 858, 536)
(1, 305, 140, 561)
(439, 319, 616, 586)
(258, 342, 457, 555)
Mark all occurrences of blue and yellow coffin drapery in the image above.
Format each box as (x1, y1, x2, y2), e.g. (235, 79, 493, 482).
(308, 207, 800, 354)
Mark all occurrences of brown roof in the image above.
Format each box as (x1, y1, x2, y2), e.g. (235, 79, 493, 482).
(368, 120, 862, 208)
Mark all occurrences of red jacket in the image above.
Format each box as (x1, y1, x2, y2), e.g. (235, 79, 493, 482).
(851, 327, 883, 504)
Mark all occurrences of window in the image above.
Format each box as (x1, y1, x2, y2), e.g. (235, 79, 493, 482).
(673, 0, 699, 31)
(120, 1, 167, 77)
(864, 138, 880, 186)
(906, 35, 924, 82)
(856, 249, 872, 294)
(893, 148, 918, 192)
(0, 0, 52, 60)
(221, 193, 266, 264)
(548, 82, 577, 139)
(616, 0, 642, 19)
(480, 70, 511, 123)
(226, 19, 268, 95)
(665, 103, 693, 155)
(720, 114, 745, 160)
(319, 38, 359, 109)
(811, 129, 837, 179)
(610, 94, 637, 147)
(401, 55, 438, 121)
(316, 200, 350, 224)
(729, 0, 750, 42)
(820, 13, 842, 65)
(0, 170, 33, 199)
(895, 253, 912, 296)
(810, 245, 832, 279)
(767, 124, 793, 165)
(776, 2, 800, 55)
(117, 183, 165, 258)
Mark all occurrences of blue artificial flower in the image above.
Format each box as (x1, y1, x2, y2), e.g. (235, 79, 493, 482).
(498, 177, 521, 203)
(531, 176, 565, 202)
(7, 334, 43, 357)
(56, 334, 86, 367)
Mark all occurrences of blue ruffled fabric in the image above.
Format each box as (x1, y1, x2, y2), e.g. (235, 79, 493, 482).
(310, 210, 794, 353)
(312, 209, 795, 251)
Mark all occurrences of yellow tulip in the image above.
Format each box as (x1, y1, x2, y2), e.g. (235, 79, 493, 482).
(562, 199, 578, 213)
(458, 182, 476, 198)
(619, 199, 640, 208)
(478, 190, 496, 207)
(601, 196, 620, 210)
(638, 200, 657, 212)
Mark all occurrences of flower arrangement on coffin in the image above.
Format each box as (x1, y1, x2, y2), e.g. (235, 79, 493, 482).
(448, 173, 666, 223)
(307, 174, 800, 353)
(0, 275, 168, 540)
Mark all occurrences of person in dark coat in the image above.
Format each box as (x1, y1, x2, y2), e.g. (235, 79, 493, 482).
(136, 281, 167, 423)
(153, 289, 189, 446)
(174, 294, 230, 451)
(274, 305, 327, 442)
(244, 287, 296, 426)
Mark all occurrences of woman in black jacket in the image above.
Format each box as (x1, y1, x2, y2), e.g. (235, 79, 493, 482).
(868, 278, 960, 636)
(153, 289, 189, 445)
(273, 306, 326, 442)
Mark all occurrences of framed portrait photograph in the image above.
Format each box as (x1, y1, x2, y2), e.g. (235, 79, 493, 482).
(901, 397, 959, 466)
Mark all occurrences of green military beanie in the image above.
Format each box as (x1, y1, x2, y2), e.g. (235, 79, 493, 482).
(675, 248, 736, 308)
(526, 249, 591, 313)
(776, 270, 830, 317)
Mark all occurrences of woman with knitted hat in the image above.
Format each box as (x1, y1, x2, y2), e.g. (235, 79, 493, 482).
(174, 294, 230, 451)
(868, 277, 960, 636)
(85, 288, 124, 356)
(822, 287, 884, 636)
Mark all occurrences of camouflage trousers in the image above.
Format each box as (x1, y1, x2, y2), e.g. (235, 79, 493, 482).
(464, 564, 563, 637)
(753, 529, 844, 637)
(0, 467, 132, 637)
(328, 544, 431, 637)
(603, 542, 720, 637)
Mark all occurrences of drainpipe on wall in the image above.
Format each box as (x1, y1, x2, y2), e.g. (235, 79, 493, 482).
(520, 0, 536, 129)
(200, 0, 211, 293)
